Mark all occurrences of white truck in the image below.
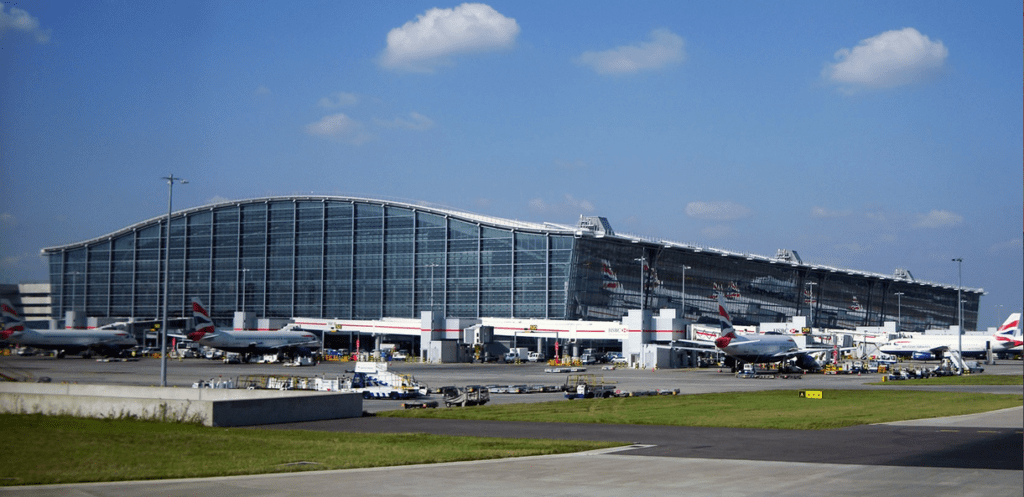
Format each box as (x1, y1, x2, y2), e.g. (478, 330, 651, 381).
(345, 361, 429, 399)
(505, 347, 529, 363)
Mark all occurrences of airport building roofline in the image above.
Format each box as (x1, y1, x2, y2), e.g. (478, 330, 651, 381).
(40, 194, 984, 295)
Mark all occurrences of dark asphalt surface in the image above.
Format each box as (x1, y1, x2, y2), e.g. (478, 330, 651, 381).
(260, 416, 1023, 471)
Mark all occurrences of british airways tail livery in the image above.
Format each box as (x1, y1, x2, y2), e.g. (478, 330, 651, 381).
(711, 295, 824, 371)
(1, 299, 136, 358)
(188, 298, 319, 358)
(879, 313, 1022, 360)
(992, 313, 1022, 351)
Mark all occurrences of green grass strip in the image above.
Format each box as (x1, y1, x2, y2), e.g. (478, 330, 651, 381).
(0, 414, 622, 487)
(379, 390, 1022, 430)
(870, 374, 1023, 386)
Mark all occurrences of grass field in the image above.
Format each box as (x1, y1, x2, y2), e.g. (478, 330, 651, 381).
(0, 414, 622, 486)
(379, 390, 1023, 429)
(4, 389, 1020, 486)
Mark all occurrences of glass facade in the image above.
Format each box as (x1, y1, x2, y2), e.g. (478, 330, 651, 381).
(567, 238, 979, 331)
(46, 198, 576, 326)
(44, 196, 980, 331)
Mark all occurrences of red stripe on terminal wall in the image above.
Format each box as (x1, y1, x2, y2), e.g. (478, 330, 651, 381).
(304, 322, 422, 331)
(491, 327, 610, 333)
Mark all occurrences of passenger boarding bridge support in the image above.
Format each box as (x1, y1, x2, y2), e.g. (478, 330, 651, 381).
(623, 308, 690, 369)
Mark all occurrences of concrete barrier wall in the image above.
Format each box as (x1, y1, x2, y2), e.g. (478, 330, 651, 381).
(0, 383, 363, 427)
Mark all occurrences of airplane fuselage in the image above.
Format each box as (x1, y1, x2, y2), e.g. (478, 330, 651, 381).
(197, 330, 318, 355)
(879, 335, 1004, 359)
(8, 328, 136, 356)
(717, 334, 800, 364)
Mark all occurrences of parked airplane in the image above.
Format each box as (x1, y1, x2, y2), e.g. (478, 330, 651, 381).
(0, 299, 137, 358)
(710, 295, 828, 372)
(186, 299, 319, 360)
(878, 313, 1022, 360)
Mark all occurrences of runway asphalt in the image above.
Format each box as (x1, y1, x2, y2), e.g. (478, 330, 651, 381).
(0, 356, 1021, 496)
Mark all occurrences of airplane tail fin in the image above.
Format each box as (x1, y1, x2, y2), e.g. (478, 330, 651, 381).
(994, 312, 1022, 348)
(0, 299, 25, 340)
(188, 298, 216, 341)
(997, 313, 1021, 333)
(714, 294, 737, 348)
(716, 294, 735, 334)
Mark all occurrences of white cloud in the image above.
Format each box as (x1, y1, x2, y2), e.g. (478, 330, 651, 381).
(254, 85, 271, 96)
(527, 195, 595, 216)
(563, 194, 594, 213)
(915, 209, 962, 228)
(375, 112, 435, 131)
(685, 201, 751, 221)
(989, 237, 1023, 254)
(824, 28, 947, 89)
(0, 212, 16, 227)
(305, 113, 372, 144)
(380, 3, 520, 73)
(576, 29, 685, 75)
(318, 92, 358, 108)
(0, 5, 51, 43)
(811, 206, 852, 218)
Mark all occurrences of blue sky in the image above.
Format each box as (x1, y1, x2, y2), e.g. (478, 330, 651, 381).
(2, 1, 1021, 328)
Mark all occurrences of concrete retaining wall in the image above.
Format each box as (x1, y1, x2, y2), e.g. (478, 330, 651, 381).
(0, 383, 363, 427)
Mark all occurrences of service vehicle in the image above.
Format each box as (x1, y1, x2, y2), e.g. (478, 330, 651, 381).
(563, 374, 617, 399)
(505, 347, 529, 362)
(443, 385, 490, 407)
(345, 361, 428, 399)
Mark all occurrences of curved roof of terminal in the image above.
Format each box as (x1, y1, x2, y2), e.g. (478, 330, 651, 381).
(42, 195, 983, 294)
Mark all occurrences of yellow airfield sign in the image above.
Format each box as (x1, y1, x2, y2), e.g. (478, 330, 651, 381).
(799, 390, 823, 399)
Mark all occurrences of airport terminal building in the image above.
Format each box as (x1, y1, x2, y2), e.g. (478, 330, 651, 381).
(42, 196, 981, 332)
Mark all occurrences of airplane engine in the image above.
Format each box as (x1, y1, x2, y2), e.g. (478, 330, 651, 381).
(911, 352, 937, 361)
(795, 353, 821, 371)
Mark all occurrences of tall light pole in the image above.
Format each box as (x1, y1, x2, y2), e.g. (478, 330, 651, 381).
(952, 258, 963, 374)
(160, 174, 187, 387)
(680, 265, 691, 318)
(634, 256, 647, 311)
(894, 292, 904, 332)
(805, 282, 816, 331)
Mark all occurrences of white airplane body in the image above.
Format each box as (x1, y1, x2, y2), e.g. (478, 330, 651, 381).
(188, 299, 319, 356)
(710, 296, 828, 371)
(1, 300, 136, 357)
(879, 313, 1022, 360)
(675, 295, 837, 371)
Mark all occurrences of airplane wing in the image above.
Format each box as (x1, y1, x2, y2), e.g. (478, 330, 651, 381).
(670, 339, 717, 350)
(89, 335, 136, 346)
(261, 338, 321, 350)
